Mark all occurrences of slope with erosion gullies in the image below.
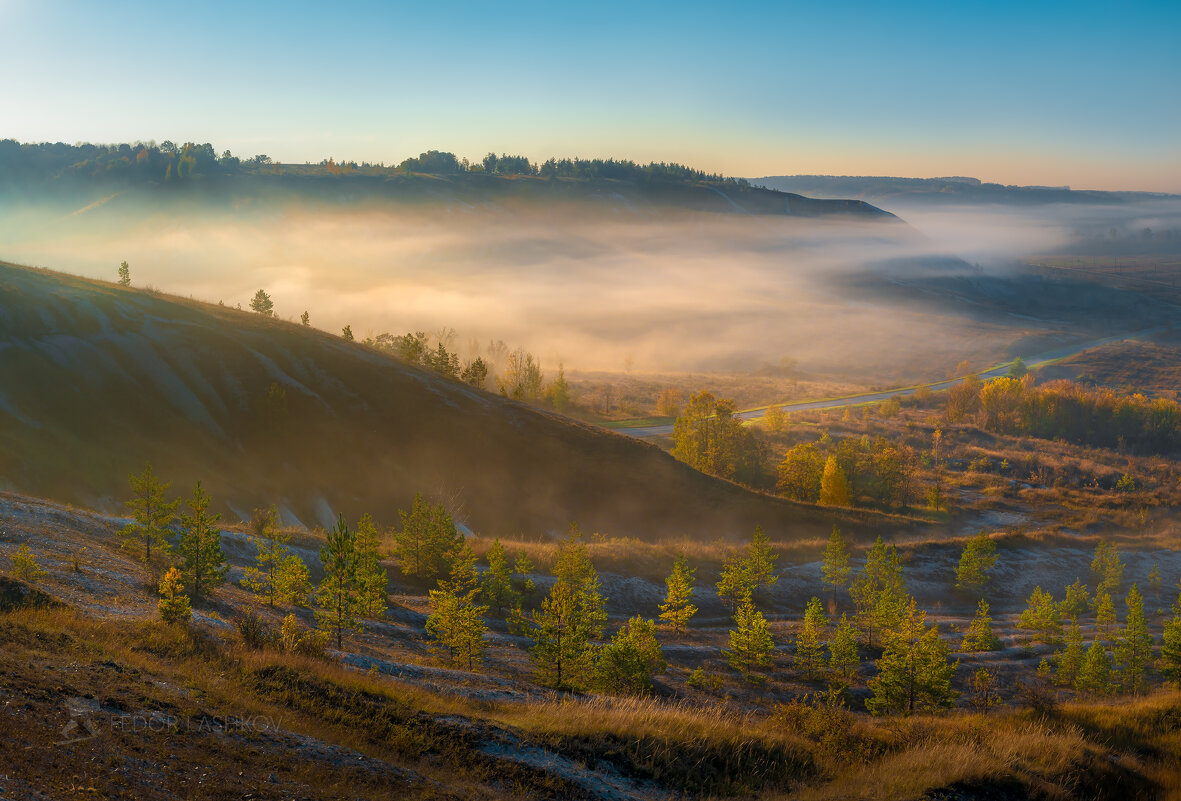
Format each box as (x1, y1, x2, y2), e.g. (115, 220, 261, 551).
(0, 261, 913, 540)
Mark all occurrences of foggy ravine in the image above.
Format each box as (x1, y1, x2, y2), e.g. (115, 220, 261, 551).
(2, 189, 1178, 381)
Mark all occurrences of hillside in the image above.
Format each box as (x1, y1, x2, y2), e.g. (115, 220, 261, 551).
(0, 260, 912, 539)
(750, 174, 1178, 206)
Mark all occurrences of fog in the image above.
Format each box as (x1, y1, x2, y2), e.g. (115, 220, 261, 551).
(2, 189, 1177, 381)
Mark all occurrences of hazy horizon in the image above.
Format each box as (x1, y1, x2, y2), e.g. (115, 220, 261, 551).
(2, 0, 1178, 193)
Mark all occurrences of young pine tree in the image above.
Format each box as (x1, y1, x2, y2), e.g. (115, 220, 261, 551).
(850, 536, 906, 649)
(961, 599, 1001, 652)
(1055, 621, 1086, 687)
(818, 456, 850, 506)
(1016, 586, 1062, 645)
(746, 525, 779, 604)
(241, 506, 289, 607)
(659, 553, 698, 634)
(394, 494, 461, 583)
(1075, 641, 1112, 697)
(157, 566, 192, 624)
(10, 545, 46, 582)
(118, 463, 179, 564)
(828, 613, 861, 688)
(1096, 591, 1118, 640)
(314, 515, 361, 649)
(426, 546, 488, 671)
(1160, 616, 1181, 686)
(716, 553, 752, 612)
(176, 482, 227, 600)
(1091, 540, 1124, 598)
(821, 526, 851, 606)
(354, 514, 389, 619)
(596, 616, 666, 694)
(726, 595, 775, 679)
(1059, 578, 1091, 622)
(479, 539, 518, 616)
(954, 531, 998, 595)
(1114, 584, 1153, 694)
(512, 550, 536, 601)
(275, 553, 312, 606)
(1148, 561, 1162, 608)
(300, 310, 310, 326)
(529, 529, 607, 689)
(530, 581, 592, 690)
(117, 260, 131, 286)
(866, 598, 958, 715)
(250, 288, 275, 316)
(795, 597, 828, 679)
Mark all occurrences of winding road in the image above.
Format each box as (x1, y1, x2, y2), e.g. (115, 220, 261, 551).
(611, 328, 1163, 438)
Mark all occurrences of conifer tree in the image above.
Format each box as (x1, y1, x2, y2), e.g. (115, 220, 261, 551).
(512, 550, 536, 601)
(118, 463, 179, 563)
(1016, 586, 1062, 645)
(659, 553, 698, 634)
(1114, 584, 1153, 694)
(1075, 641, 1112, 696)
(596, 616, 666, 694)
(961, 599, 1001, 651)
(821, 526, 851, 604)
(1059, 578, 1091, 621)
(394, 494, 462, 582)
(315, 515, 361, 649)
(726, 595, 774, 679)
(828, 613, 861, 687)
(157, 566, 192, 624)
(241, 506, 288, 607)
(746, 525, 779, 603)
(117, 260, 131, 287)
(1147, 561, 1162, 608)
(795, 597, 828, 679)
(249, 288, 275, 316)
(177, 481, 227, 600)
(530, 582, 593, 689)
(300, 310, 310, 326)
(341, 324, 354, 341)
(954, 532, 997, 595)
(818, 456, 851, 506)
(1096, 591, 1118, 639)
(354, 513, 388, 619)
(716, 553, 752, 612)
(1055, 622, 1085, 687)
(850, 537, 906, 648)
(275, 553, 312, 606)
(1091, 540, 1124, 598)
(480, 539, 518, 616)
(10, 545, 46, 582)
(529, 528, 606, 689)
(866, 598, 957, 715)
(1160, 616, 1181, 685)
(426, 544, 488, 670)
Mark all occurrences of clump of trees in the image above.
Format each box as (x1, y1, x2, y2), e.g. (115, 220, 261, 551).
(777, 435, 915, 510)
(947, 376, 1181, 453)
(672, 391, 765, 485)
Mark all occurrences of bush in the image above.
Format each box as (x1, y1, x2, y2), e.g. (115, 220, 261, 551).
(279, 613, 328, 658)
(236, 612, 276, 650)
(10, 545, 46, 582)
(687, 667, 724, 693)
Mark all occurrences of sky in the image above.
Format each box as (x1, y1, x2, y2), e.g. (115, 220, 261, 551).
(1, 0, 1179, 191)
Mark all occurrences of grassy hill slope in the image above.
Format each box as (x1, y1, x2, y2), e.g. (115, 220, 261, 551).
(0, 261, 913, 539)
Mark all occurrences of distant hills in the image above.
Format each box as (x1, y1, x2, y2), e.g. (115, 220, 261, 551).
(0, 260, 908, 540)
(750, 174, 1179, 206)
(0, 139, 894, 220)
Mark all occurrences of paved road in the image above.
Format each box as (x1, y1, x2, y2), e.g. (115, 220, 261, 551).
(614, 328, 1163, 438)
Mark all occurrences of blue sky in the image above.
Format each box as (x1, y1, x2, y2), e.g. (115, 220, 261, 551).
(2, 0, 1178, 190)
